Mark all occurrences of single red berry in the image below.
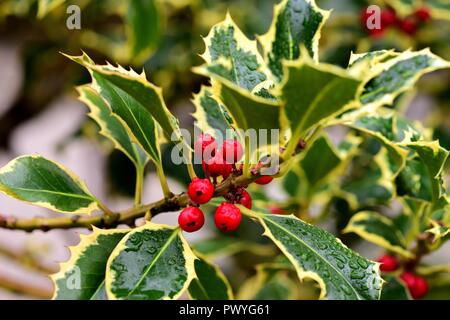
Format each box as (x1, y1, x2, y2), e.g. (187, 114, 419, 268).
(360, 7, 371, 26)
(194, 134, 217, 160)
(214, 202, 242, 232)
(178, 206, 205, 232)
(381, 8, 397, 27)
(255, 175, 274, 185)
(411, 275, 428, 299)
(399, 17, 417, 35)
(378, 254, 398, 272)
(187, 178, 214, 204)
(204, 152, 232, 178)
(222, 139, 243, 163)
(237, 190, 252, 209)
(415, 7, 431, 22)
(401, 272, 428, 299)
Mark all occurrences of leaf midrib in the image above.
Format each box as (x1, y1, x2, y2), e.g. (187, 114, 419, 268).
(7, 186, 93, 201)
(126, 228, 179, 298)
(263, 215, 362, 299)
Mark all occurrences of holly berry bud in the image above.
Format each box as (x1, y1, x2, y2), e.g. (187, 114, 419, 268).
(399, 17, 417, 35)
(187, 178, 214, 204)
(214, 202, 242, 232)
(204, 152, 232, 178)
(222, 139, 243, 163)
(194, 133, 216, 160)
(255, 175, 274, 185)
(400, 272, 428, 299)
(378, 254, 398, 272)
(178, 206, 205, 232)
(237, 189, 252, 209)
(415, 7, 431, 22)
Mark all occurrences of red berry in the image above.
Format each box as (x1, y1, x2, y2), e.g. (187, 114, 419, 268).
(368, 27, 386, 38)
(194, 134, 216, 160)
(411, 275, 428, 299)
(400, 272, 428, 299)
(188, 178, 214, 204)
(204, 152, 232, 178)
(178, 206, 204, 232)
(222, 139, 243, 163)
(378, 254, 398, 272)
(415, 7, 431, 22)
(237, 190, 252, 209)
(255, 175, 274, 185)
(399, 17, 417, 35)
(214, 202, 242, 232)
(381, 8, 397, 27)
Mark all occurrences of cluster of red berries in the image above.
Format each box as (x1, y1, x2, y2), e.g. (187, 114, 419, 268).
(378, 254, 428, 299)
(361, 6, 432, 38)
(178, 134, 274, 233)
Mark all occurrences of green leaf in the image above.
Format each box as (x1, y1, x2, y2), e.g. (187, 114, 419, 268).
(199, 75, 281, 144)
(380, 276, 412, 300)
(343, 211, 413, 258)
(52, 228, 129, 300)
(397, 141, 448, 202)
(200, 13, 269, 91)
(279, 54, 362, 153)
(0, 155, 99, 214)
(77, 85, 148, 168)
(106, 223, 196, 300)
(125, 0, 161, 65)
(359, 49, 450, 108)
(299, 135, 342, 188)
(188, 256, 233, 300)
(66, 52, 182, 143)
(242, 209, 383, 300)
(259, 0, 330, 81)
(192, 236, 275, 259)
(37, 0, 65, 18)
(192, 86, 235, 137)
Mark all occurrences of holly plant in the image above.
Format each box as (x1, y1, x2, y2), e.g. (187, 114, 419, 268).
(0, 0, 449, 300)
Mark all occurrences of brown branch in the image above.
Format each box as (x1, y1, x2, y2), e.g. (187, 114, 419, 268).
(0, 245, 57, 274)
(0, 173, 257, 233)
(0, 274, 53, 299)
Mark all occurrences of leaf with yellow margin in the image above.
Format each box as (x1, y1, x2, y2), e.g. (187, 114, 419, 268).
(0, 155, 100, 215)
(241, 208, 383, 300)
(52, 228, 129, 300)
(105, 222, 196, 300)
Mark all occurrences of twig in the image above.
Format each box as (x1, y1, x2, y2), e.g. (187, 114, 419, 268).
(0, 274, 52, 299)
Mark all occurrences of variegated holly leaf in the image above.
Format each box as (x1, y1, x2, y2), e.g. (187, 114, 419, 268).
(77, 85, 148, 168)
(106, 223, 196, 300)
(0, 155, 99, 214)
(359, 49, 450, 109)
(259, 0, 330, 81)
(241, 208, 383, 300)
(195, 74, 281, 145)
(200, 13, 270, 91)
(380, 276, 412, 300)
(397, 141, 448, 203)
(427, 0, 450, 20)
(343, 211, 413, 258)
(389, 0, 450, 21)
(279, 54, 362, 154)
(340, 109, 413, 176)
(67, 53, 163, 164)
(52, 228, 129, 300)
(188, 255, 233, 300)
(66, 52, 182, 143)
(192, 86, 235, 138)
(426, 196, 450, 244)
